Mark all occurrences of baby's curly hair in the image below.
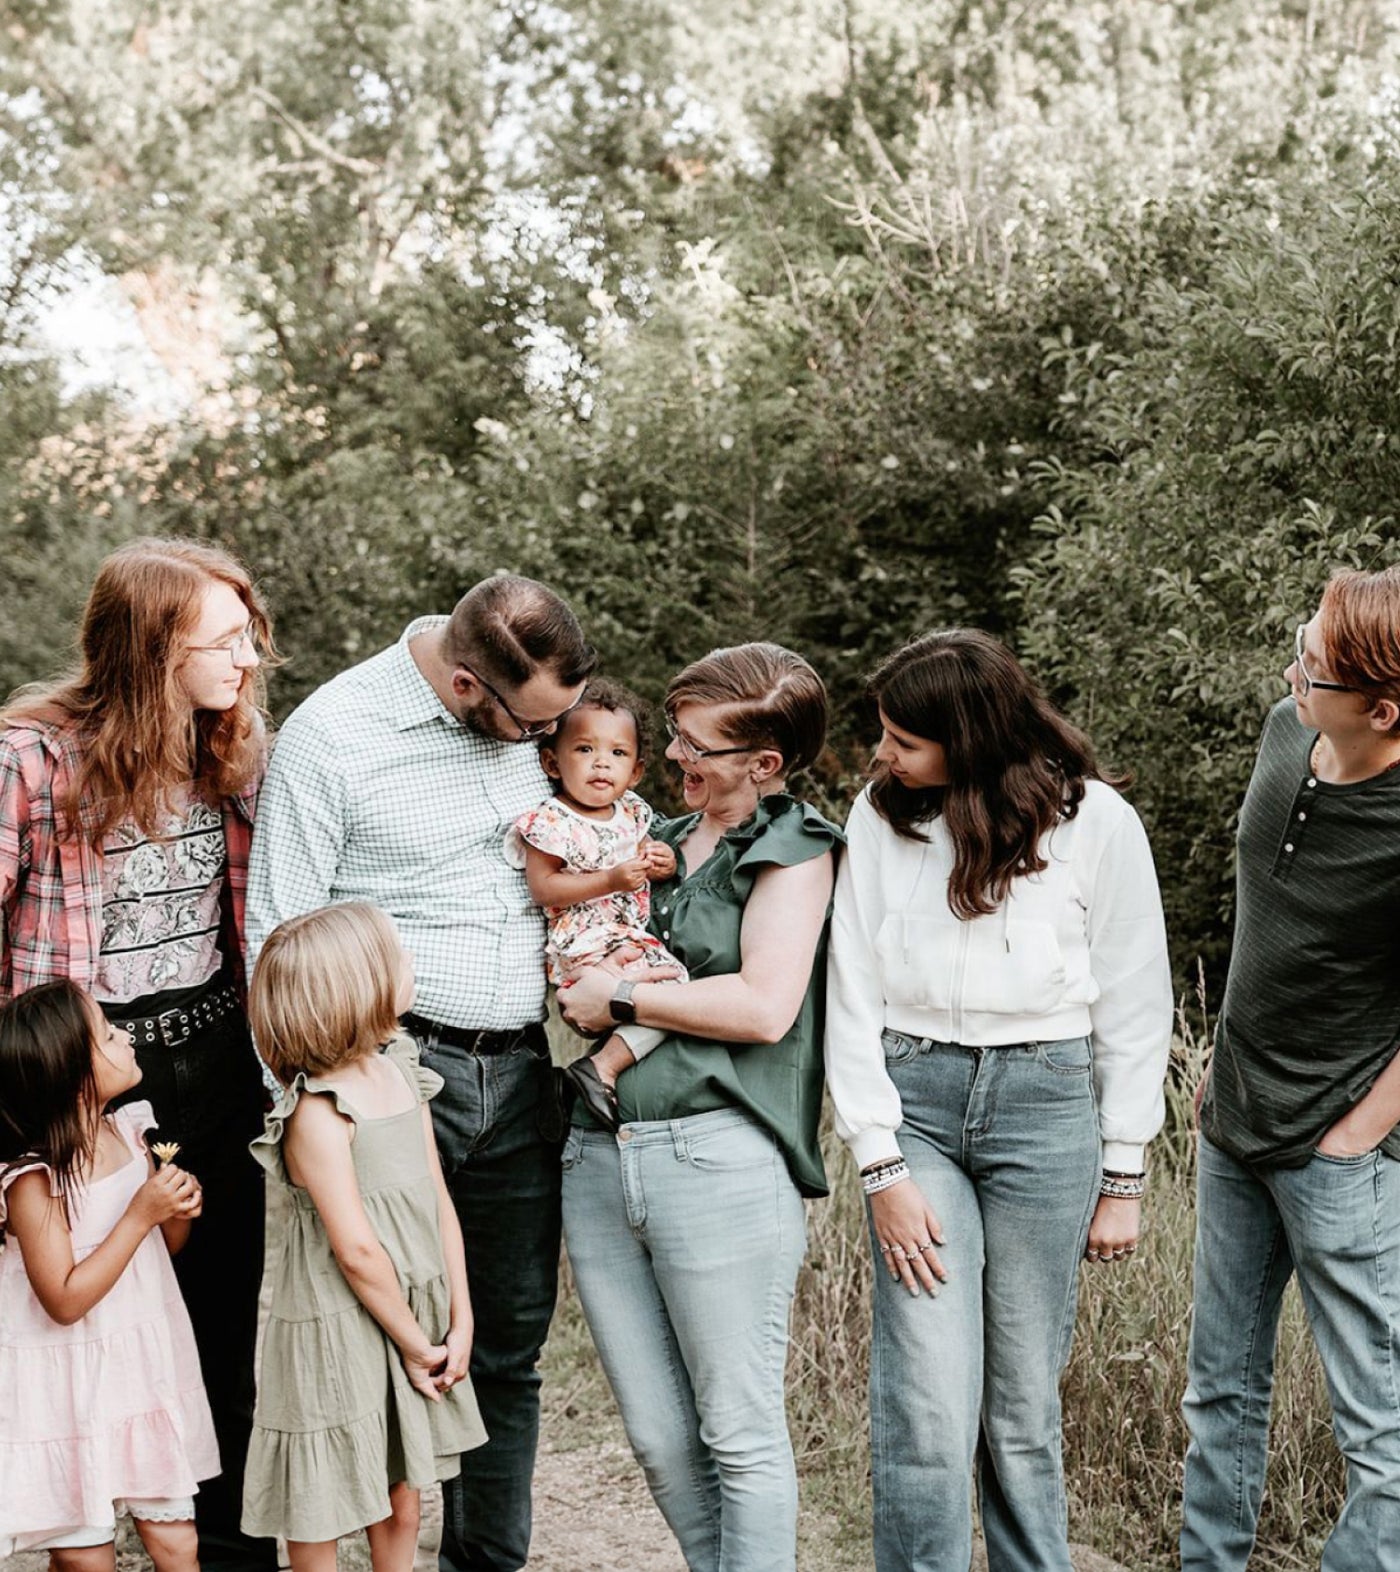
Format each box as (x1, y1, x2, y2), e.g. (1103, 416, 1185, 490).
(547, 676, 654, 760)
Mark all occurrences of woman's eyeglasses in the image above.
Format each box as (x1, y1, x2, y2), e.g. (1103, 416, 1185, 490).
(664, 717, 754, 764)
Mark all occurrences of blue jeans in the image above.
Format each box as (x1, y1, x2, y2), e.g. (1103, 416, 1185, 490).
(1181, 1134, 1400, 1571)
(561, 1109, 808, 1572)
(870, 1032, 1101, 1572)
(413, 1028, 563, 1572)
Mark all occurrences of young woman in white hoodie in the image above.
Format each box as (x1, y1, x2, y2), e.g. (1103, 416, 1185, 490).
(825, 629, 1172, 1572)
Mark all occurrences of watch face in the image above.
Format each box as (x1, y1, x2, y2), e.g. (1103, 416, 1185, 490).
(611, 981, 637, 1024)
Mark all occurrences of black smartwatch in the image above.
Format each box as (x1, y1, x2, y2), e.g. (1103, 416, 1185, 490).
(609, 980, 639, 1025)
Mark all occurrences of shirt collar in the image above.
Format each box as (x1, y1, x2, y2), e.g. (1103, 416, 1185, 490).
(390, 615, 462, 732)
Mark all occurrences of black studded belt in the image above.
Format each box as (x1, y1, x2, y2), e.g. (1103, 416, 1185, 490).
(111, 983, 243, 1051)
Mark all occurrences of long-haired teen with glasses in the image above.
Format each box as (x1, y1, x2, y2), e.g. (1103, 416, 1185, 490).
(824, 628, 1172, 1572)
(1183, 567, 1400, 1570)
(0, 537, 279, 1572)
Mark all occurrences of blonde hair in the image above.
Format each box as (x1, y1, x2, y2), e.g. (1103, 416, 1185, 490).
(250, 904, 403, 1083)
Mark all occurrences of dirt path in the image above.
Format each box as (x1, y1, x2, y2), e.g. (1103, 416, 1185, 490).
(3, 1446, 1128, 1572)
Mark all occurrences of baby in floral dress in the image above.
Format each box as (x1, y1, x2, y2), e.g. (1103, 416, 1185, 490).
(507, 680, 683, 1128)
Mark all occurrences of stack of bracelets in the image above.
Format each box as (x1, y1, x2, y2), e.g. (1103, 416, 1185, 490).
(861, 1161, 1146, 1201)
(1099, 1168, 1146, 1200)
(860, 1158, 909, 1195)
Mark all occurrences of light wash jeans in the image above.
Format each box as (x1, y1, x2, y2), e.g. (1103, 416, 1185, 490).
(561, 1108, 808, 1572)
(1181, 1134, 1400, 1571)
(871, 1030, 1101, 1572)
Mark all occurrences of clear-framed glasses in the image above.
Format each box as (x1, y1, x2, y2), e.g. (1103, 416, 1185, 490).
(664, 716, 754, 764)
(186, 626, 258, 660)
(466, 668, 582, 741)
(1293, 625, 1354, 697)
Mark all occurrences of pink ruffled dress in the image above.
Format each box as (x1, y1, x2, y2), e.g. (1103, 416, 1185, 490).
(0, 1101, 220, 1554)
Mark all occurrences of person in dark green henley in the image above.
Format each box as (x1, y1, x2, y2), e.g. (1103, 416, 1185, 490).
(555, 642, 841, 1572)
(1182, 565, 1400, 1572)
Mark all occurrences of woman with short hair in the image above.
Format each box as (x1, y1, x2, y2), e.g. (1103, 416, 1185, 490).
(0, 537, 279, 1572)
(557, 641, 840, 1572)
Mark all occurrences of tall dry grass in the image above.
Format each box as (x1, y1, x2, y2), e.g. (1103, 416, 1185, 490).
(547, 990, 1347, 1568)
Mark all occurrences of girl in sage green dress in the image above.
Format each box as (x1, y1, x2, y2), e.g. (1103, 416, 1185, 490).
(241, 903, 485, 1572)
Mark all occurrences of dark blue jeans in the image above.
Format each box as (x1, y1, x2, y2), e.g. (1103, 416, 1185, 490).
(111, 1005, 276, 1572)
(411, 1025, 563, 1572)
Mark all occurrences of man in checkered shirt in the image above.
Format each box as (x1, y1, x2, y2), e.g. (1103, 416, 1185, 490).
(247, 575, 595, 1572)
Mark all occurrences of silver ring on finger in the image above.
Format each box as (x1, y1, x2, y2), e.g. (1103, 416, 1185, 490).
(890, 1246, 907, 1260)
(879, 1244, 893, 1255)
(917, 1241, 935, 1253)
(1086, 1248, 1101, 1261)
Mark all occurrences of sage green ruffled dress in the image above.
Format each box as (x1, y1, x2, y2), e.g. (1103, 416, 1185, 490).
(241, 1036, 486, 1542)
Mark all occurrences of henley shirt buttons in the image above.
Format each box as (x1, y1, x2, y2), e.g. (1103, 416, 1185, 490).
(1306, 778, 1317, 788)
(1298, 811, 1307, 821)
(1285, 843, 1295, 853)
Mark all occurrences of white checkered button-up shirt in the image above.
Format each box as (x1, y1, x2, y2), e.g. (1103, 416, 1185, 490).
(247, 617, 550, 1030)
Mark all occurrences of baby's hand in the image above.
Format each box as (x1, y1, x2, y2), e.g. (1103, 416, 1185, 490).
(129, 1164, 203, 1229)
(608, 855, 650, 893)
(641, 840, 677, 880)
(401, 1343, 447, 1403)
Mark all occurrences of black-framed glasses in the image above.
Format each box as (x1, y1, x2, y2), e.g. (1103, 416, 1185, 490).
(466, 668, 582, 740)
(664, 716, 754, 764)
(1293, 625, 1355, 697)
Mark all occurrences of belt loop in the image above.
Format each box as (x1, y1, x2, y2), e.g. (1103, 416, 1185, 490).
(670, 1118, 690, 1163)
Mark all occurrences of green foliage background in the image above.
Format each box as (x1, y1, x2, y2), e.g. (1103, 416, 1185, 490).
(6, 4, 1400, 998)
(5, 3, 1400, 1562)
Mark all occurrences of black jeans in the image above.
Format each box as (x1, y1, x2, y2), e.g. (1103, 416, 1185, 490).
(409, 1023, 564, 1572)
(112, 1004, 276, 1572)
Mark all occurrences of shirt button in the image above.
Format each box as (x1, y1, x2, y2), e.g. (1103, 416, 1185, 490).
(1306, 777, 1317, 788)
(1284, 842, 1295, 853)
(1297, 811, 1307, 821)
(662, 930, 670, 940)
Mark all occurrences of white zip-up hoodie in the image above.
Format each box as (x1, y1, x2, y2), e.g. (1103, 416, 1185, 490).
(824, 781, 1172, 1173)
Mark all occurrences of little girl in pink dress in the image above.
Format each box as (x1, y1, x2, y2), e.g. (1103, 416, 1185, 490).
(0, 980, 217, 1570)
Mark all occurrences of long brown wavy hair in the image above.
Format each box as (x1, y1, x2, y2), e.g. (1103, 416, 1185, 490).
(1, 538, 278, 844)
(867, 629, 1117, 919)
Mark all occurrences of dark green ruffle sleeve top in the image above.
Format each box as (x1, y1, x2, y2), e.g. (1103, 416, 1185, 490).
(603, 792, 843, 1198)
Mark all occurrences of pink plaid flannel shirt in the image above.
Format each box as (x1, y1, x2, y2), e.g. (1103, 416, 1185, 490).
(0, 720, 261, 1004)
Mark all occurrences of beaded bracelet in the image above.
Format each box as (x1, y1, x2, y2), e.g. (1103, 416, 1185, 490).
(1099, 1171, 1146, 1200)
(861, 1160, 910, 1195)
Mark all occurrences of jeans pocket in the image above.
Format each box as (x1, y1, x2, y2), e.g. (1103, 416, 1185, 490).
(686, 1119, 778, 1173)
(1034, 1035, 1093, 1076)
(1311, 1146, 1376, 1166)
(561, 1126, 585, 1171)
(881, 1027, 922, 1067)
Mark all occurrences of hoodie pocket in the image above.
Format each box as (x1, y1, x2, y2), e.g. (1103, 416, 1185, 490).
(874, 913, 958, 1012)
(962, 916, 1068, 1016)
